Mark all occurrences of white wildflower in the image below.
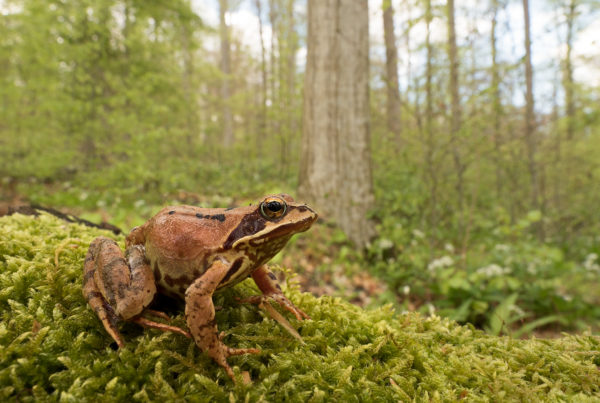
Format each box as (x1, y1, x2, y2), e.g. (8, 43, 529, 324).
(476, 264, 510, 277)
(378, 238, 394, 250)
(412, 229, 425, 239)
(494, 244, 510, 253)
(427, 303, 436, 316)
(444, 243, 455, 253)
(583, 253, 600, 272)
(402, 285, 410, 295)
(427, 256, 454, 272)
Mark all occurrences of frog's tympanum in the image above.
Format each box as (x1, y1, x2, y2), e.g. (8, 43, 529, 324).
(83, 194, 317, 380)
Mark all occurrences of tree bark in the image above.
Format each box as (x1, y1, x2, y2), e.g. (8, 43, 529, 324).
(299, 0, 376, 248)
(424, 0, 438, 234)
(219, 0, 234, 147)
(563, 0, 576, 140)
(382, 0, 402, 142)
(255, 0, 268, 154)
(490, 0, 503, 199)
(522, 0, 538, 210)
(447, 0, 465, 235)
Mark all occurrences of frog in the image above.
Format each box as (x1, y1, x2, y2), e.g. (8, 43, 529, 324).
(82, 194, 317, 380)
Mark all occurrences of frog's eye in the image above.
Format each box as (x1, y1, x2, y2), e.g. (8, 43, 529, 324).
(260, 197, 287, 220)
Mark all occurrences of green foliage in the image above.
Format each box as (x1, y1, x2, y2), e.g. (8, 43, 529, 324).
(1, 213, 600, 401)
(366, 193, 600, 334)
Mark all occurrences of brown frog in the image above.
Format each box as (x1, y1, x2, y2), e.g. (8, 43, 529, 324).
(82, 194, 317, 380)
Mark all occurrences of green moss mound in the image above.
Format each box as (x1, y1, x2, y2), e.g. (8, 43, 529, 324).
(1, 213, 599, 402)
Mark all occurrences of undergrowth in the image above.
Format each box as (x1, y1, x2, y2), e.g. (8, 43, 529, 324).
(1, 213, 599, 401)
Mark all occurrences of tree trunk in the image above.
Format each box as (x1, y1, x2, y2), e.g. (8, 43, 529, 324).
(490, 0, 503, 199)
(563, 0, 576, 140)
(268, 0, 280, 137)
(299, 0, 376, 248)
(219, 0, 234, 147)
(382, 0, 402, 143)
(447, 0, 465, 240)
(424, 0, 438, 236)
(522, 0, 538, 210)
(255, 0, 268, 155)
(280, 0, 298, 177)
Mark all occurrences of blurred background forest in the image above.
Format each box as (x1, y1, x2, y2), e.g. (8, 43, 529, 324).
(1, 0, 600, 337)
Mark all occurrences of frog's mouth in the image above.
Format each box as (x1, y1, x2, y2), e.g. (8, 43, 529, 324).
(232, 213, 317, 249)
(266, 215, 317, 238)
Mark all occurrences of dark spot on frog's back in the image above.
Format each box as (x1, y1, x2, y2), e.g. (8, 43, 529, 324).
(211, 214, 226, 222)
(223, 211, 266, 249)
(169, 210, 175, 215)
(195, 213, 225, 222)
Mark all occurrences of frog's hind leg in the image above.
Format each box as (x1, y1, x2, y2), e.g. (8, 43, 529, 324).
(83, 237, 127, 348)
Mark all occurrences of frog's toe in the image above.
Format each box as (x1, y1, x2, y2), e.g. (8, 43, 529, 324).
(226, 346, 261, 357)
(267, 294, 310, 320)
(240, 294, 310, 321)
(142, 309, 172, 322)
(132, 316, 192, 339)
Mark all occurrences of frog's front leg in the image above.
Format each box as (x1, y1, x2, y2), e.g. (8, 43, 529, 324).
(242, 265, 310, 320)
(83, 237, 189, 347)
(185, 260, 260, 380)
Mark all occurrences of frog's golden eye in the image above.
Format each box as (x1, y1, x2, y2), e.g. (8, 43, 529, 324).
(260, 197, 287, 220)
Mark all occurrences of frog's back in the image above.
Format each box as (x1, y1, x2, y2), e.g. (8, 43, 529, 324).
(143, 205, 242, 260)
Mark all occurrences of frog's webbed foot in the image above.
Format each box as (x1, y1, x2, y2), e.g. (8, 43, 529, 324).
(185, 261, 260, 382)
(83, 237, 157, 348)
(241, 265, 310, 321)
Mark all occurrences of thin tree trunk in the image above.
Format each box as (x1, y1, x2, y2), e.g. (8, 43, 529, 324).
(255, 0, 268, 155)
(490, 0, 503, 199)
(280, 0, 297, 177)
(522, 0, 538, 211)
(382, 0, 402, 143)
(447, 0, 465, 242)
(564, 0, 576, 140)
(181, 20, 197, 150)
(219, 0, 234, 147)
(299, 0, 376, 248)
(268, 0, 280, 137)
(424, 0, 437, 237)
(403, 0, 413, 110)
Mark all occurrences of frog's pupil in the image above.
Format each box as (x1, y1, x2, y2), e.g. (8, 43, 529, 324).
(267, 201, 282, 212)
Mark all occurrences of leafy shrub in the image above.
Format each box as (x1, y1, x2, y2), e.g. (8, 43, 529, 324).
(367, 210, 600, 335)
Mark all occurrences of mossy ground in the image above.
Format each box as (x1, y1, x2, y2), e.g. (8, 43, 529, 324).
(1, 213, 599, 402)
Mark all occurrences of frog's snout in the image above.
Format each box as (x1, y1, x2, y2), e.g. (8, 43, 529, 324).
(303, 205, 318, 225)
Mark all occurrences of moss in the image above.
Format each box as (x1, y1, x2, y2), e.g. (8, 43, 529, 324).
(1, 213, 599, 402)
